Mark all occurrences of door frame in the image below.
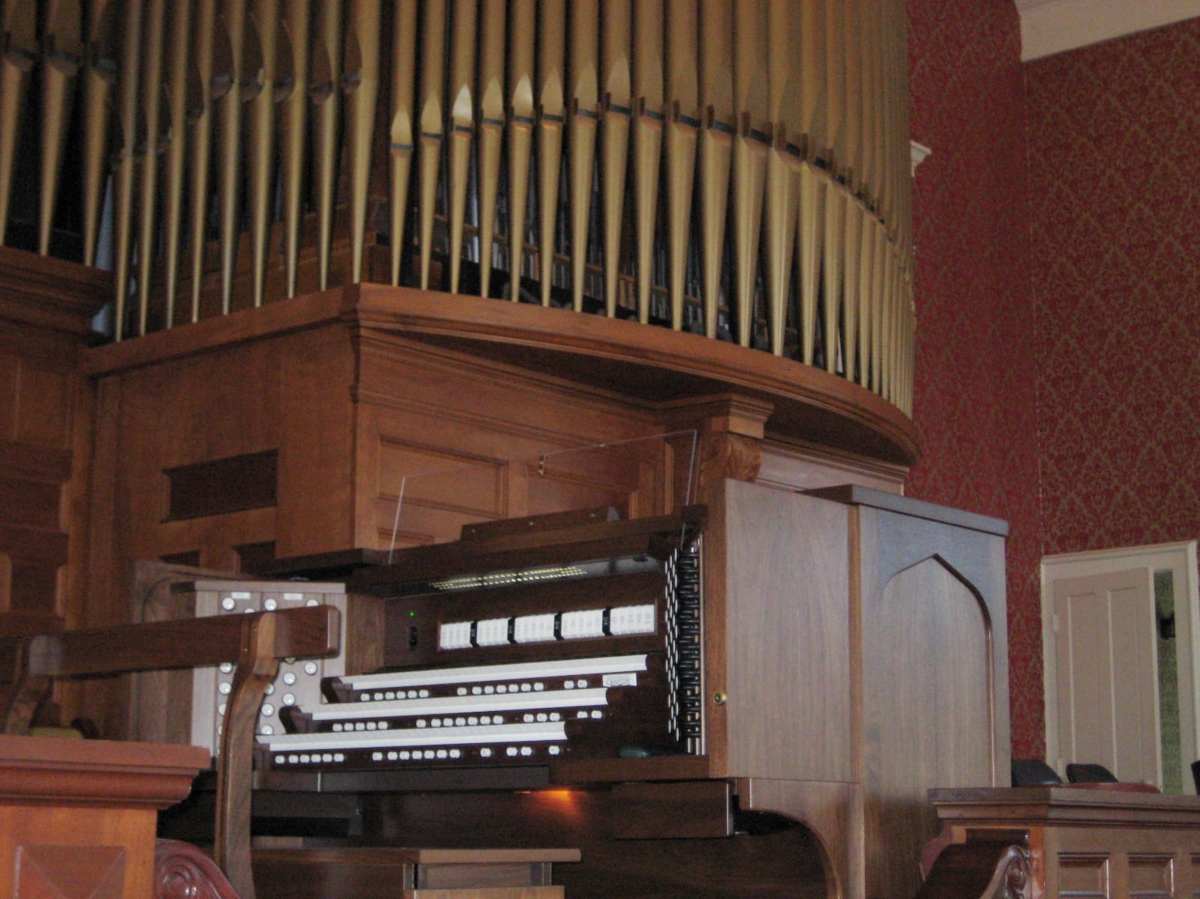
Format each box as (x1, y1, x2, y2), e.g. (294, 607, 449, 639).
(1042, 541, 1200, 786)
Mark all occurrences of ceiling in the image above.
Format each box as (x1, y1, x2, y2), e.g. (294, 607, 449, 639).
(1016, 0, 1200, 60)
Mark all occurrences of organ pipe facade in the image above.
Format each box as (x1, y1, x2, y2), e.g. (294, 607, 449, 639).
(0, 0, 915, 413)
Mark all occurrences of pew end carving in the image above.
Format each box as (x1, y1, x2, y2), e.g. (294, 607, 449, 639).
(157, 839, 244, 899)
(916, 837, 1033, 899)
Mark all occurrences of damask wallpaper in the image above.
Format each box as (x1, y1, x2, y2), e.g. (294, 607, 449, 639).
(907, 3, 1200, 761)
(906, 0, 1044, 757)
(1025, 20, 1200, 559)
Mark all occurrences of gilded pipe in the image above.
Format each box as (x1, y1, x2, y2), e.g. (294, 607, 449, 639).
(536, 0, 565, 306)
(278, 0, 308, 298)
(389, 0, 418, 286)
(215, 0, 248, 313)
(446, 0, 477, 295)
(568, 0, 599, 312)
(476, 0, 505, 298)
(599, 0, 630, 318)
(38, 0, 83, 256)
(731, 0, 768, 347)
(310, 0, 342, 291)
(506, 0, 536, 296)
(134, 0, 166, 335)
(0, 0, 38, 247)
(346, 0, 381, 285)
(697, 0, 732, 339)
(161, 0, 193, 326)
(187, 0, 216, 322)
(246, 0, 281, 306)
(81, 0, 117, 266)
(111, 0, 145, 339)
(417, 0, 446, 290)
(632, 0, 663, 325)
(664, 0, 697, 330)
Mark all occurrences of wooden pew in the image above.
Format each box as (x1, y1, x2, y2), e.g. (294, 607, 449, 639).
(0, 604, 340, 899)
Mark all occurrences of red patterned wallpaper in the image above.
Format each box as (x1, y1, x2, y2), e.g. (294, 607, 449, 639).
(1025, 21, 1200, 558)
(908, 5, 1200, 761)
(906, 0, 1045, 757)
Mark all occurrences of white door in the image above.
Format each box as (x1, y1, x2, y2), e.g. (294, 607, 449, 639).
(1052, 568, 1159, 784)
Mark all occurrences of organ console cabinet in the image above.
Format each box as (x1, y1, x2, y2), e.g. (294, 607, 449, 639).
(152, 478, 1008, 899)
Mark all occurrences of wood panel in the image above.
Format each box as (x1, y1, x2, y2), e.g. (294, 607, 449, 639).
(1053, 568, 1159, 785)
(862, 557, 994, 898)
(857, 502, 1010, 899)
(709, 480, 852, 782)
(355, 332, 673, 549)
(0, 248, 107, 639)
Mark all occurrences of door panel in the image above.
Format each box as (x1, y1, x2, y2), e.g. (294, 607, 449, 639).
(1053, 568, 1158, 784)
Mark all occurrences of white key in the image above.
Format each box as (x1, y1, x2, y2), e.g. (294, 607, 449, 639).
(261, 721, 568, 753)
(339, 655, 649, 690)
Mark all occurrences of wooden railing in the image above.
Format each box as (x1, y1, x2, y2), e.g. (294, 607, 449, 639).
(0, 604, 340, 899)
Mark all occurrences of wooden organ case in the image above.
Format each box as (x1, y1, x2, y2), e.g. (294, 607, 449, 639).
(0, 1, 987, 896)
(221, 478, 1009, 899)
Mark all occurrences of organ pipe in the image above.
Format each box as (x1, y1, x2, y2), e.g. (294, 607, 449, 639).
(133, 0, 165, 335)
(186, 0, 216, 322)
(505, 0, 534, 297)
(476, 0, 504, 299)
(246, 0, 282, 307)
(535, 0, 565, 307)
(160, 0, 193, 326)
(0, 0, 918, 412)
(389, 0, 418, 287)
(278, 0, 309, 298)
(80, 0, 118, 267)
(309, 0, 340, 291)
(37, 0, 82, 257)
(663, 0, 696, 331)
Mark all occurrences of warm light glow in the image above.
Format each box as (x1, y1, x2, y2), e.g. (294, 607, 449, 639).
(531, 788, 583, 818)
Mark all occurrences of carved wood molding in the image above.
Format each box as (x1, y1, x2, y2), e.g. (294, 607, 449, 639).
(990, 844, 1034, 899)
(698, 433, 763, 491)
(156, 840, 242, 899)
(916, 839, 1034, 899)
